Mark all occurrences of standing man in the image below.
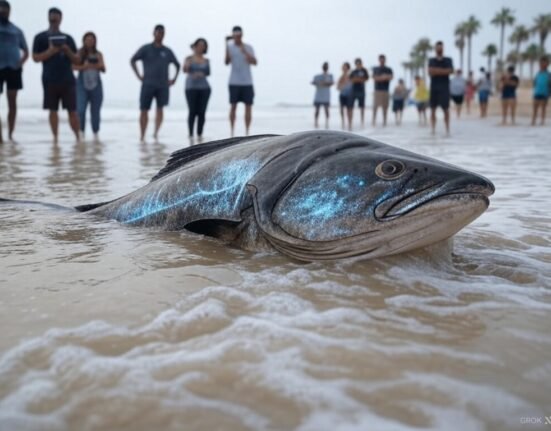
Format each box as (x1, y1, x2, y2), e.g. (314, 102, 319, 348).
(225, 25, 257, 136)
(349, 58, 369, 128)
(428, 41, 453, 135)
(131, 24, 180, 142)
(372, 54, 393, 127)
(32, 7, 80, 144)
(0, 0, 28, 143)
(311, 61, 333, 128)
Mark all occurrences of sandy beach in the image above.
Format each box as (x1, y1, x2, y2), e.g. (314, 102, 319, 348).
(0, 106, 550, 430)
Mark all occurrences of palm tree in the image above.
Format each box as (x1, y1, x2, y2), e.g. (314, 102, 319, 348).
(464, 16, 482, 73)
(531, 14, 551, 52)
(455, 22, 468, 70)
(482, 44, 498, 74)
(401, 61, 414, 87)
(523, 43, 544, 78)
(491, 7, 515, 71)
(413, 38, 432, 79)
(509, 25, 530, 66)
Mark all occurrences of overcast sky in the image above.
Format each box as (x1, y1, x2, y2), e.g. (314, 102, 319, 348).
(9, 0, 551, 109)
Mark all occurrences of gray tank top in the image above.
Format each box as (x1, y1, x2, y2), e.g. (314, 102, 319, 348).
(185, 60, 210, 90)
(79, 53, 101, 91)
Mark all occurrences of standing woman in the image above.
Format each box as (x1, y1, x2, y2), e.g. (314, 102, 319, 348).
(337, 62, 352, 130)
(73, 32, 105, 139)
(477, 71, 492, 118)
(183, 38, 210, 140)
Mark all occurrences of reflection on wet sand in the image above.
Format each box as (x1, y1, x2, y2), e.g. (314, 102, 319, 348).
(0, 110, 550, 430)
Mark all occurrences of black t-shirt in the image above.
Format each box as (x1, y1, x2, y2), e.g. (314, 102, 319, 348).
(349, 68, 369, 93)
(502, 75, 519, 98)
(428, 56, 453, 92)
(373, 66, 393, 91)
(32, 31, 77, 84)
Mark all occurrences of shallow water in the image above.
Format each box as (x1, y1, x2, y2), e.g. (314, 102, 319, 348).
(1, 108, 550, 431)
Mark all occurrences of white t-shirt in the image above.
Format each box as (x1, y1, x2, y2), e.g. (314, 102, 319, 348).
(313, 73, 334, 104)
(228, 42, 255, 86)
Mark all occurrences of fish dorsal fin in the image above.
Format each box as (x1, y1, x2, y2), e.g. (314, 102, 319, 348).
(150, 134, 278, 182)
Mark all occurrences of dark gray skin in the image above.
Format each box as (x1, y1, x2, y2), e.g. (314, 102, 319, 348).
(74, 131, 494, 261)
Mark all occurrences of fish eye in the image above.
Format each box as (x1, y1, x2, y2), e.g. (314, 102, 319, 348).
(375, 160, 406, 180)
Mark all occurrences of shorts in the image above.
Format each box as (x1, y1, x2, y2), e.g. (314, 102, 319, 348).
(0, 68, 22, 93)
(314, 102, 329, 108)
(339, 94, 351, 108)
(451, 94, 464, 105)
(229, 85, 254, 105)
(350, 91, 365, 108)
(534, 94, 549, 101)
(430, 89, 450, 110)
(501, 94, 516, 100)
(392, 99, 404, 112)
(373, 90, 390, 110)
(478, 90, 490, 104)
(140, 85, 169, 111)
(43, 82, 77, 111)
(416, 101, 427, 111)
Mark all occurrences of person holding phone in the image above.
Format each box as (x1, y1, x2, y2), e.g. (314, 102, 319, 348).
(32, 7, 80, 143)
(73, 32, 105, 140)
(225, 25, 257, 136)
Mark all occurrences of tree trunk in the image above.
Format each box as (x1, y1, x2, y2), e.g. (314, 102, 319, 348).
(499, 25, 505, 70)
(467, 36, 472, 73)
(487, 56, 491, 74)
(460, 47, 464, 71)
(529, 60, 535, 79)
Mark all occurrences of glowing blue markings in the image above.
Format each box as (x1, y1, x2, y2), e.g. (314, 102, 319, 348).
(277, 174, 367, 239)
(119, 159, 260, 224)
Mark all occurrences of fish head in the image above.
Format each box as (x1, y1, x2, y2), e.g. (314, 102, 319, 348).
(249, 133, 495, 260)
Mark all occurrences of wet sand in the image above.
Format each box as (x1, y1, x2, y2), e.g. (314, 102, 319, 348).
(0, 106, 550, 430)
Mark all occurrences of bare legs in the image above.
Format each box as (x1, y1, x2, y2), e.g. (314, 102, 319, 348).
(154, 108, 163, 139)
(315, 105, 329, 128)
(7, 90, 17, 140)
(431, 107, 450, 135)
(49, 110, 59, 144)
(229, 103, 253, 136)
(139, 110, 148, 142)
(532, 99, 548, 126)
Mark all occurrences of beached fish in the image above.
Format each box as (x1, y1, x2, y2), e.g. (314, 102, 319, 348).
(2, 131, 495, 261)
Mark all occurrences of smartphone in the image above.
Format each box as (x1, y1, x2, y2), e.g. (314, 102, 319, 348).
(88, 57, 99, 64)
(49, 35, 67, 46)
(225, 35, 233, 41)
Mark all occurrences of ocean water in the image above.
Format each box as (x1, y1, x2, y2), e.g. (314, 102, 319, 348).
(0, 106, 550, 431)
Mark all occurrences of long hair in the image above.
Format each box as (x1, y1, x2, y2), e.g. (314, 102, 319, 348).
(79, 31, 97, 59)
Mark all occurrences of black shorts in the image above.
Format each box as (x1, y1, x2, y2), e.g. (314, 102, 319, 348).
(392, 99, 404, 112)
(339, 94, 351, 108)
(43, 82, 77, 111)
(451, 94, 464, 105)
(350, 91, 365, 108)
(0, 68, 23, 93)
(430, 89, 450, 110)
(140, 85, 169, 111)
(229, 85, 254, 105)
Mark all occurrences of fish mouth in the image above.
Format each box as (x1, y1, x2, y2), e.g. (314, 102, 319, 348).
(375, 175, 495, 220)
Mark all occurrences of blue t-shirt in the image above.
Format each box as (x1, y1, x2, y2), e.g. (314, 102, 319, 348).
(0, 21, 27, 69)
(312, 73, 333, 104)
(185, 60, 210, 90)
(534, 70, 550, 97)
(131, 43, 180, 88)
(32, 30, 77, 84)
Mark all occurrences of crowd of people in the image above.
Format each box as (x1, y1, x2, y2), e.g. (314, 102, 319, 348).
(0, 3, 257, 143)
(0, 2, 550, 144)
(312, 42, 550, 134)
